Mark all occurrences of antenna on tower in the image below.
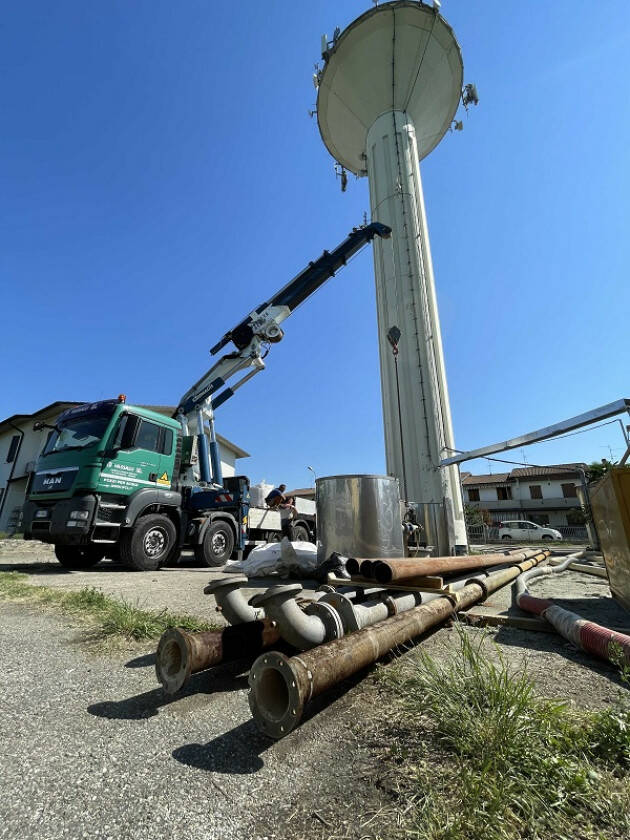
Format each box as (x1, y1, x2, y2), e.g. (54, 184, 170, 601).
(462, 83, 479, 110)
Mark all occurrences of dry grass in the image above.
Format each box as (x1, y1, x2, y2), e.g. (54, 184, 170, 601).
(372, 626, 630, 840)
(0, 571, 218, 641)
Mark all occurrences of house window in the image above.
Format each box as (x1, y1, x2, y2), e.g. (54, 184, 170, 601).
(497, 486, 512, 501)
(529, 485, 542, 499)
(6, 435, 20, 463)
(561, 483, 577, 498)
(467, 488, 480, 501)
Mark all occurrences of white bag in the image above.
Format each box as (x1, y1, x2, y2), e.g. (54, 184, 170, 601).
(226, 538, 318, 578)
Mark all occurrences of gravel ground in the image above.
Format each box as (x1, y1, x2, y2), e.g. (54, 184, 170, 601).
(2, 540, 629, 839)
(0, 541, 322, 624)
(0, 602, 384, 840)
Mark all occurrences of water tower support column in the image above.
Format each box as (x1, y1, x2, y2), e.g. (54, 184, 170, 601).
(367, 110, 467, 554)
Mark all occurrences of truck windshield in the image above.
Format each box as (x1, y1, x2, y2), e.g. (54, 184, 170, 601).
(42, 410, 113, 455)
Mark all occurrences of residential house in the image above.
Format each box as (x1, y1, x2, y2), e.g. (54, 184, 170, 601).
(462, 464, 587, 528)
(0, 401, 249, 533)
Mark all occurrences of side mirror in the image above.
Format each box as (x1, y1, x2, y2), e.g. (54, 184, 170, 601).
(33, 421, 44, 431)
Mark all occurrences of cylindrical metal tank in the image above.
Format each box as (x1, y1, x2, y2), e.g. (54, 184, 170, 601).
(316, 474, 403, 563)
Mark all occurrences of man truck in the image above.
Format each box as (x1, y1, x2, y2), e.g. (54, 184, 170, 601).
(22, 223, 391, 570)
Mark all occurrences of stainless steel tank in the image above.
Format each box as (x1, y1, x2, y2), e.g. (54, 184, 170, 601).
(316, 474, 403, 563)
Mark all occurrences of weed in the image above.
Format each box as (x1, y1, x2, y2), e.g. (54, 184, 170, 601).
(0, 571, 218, 640)
(376, 625, 630, 840)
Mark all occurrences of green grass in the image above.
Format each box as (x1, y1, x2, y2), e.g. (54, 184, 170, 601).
(376, 627, 630, 840)
(0, 571, 218, 641)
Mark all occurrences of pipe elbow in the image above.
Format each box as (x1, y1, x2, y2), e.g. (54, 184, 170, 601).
(204, 574, 263, 625)
(251, 584, 343, 650)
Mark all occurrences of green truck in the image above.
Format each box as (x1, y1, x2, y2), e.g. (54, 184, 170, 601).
(22, 223, 391, 570)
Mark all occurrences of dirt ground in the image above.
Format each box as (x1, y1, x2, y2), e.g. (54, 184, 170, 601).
(1, 539, 629, 839)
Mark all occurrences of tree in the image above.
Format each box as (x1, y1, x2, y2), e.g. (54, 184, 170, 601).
(464, 505, 491, 527)
(587, 459, 615, 484)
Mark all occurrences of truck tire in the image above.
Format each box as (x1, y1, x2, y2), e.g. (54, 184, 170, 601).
(195, 520, 235, 567)
(292, 524, 311, 542)
(120, 514, 176, 571)
(54, 545, 104, 570)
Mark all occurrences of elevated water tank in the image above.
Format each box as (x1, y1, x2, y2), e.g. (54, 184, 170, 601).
(316, 474, 404, 563)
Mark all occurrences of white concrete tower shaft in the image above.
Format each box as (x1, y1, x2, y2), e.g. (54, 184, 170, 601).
(367, 110, 466, 551)
(316, 1, 469, 553)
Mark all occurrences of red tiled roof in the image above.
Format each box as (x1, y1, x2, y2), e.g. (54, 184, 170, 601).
(462, 473, 510, 486)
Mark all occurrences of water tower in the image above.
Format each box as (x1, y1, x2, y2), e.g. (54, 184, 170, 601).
(315, 0, 474, 555)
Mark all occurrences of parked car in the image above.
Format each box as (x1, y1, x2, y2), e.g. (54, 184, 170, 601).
(498, 520, 563, 541)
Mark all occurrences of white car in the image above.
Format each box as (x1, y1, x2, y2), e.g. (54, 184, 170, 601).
(498, 520, 563, 542)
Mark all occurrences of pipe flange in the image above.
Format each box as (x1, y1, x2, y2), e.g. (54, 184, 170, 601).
(465, 577, 489, 599)
(249, 583, 303, 608)
(320, 592, 360, 633)
(383, 595, 398, 616)
(248, 651, 305, 740)
(316, 584, 336, 593)
(156, 628, 192, 696)
(204, 574, 249, 595)
(305, 600, 344, 641)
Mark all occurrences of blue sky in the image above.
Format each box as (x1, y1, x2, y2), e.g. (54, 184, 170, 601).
(2, 1, 629, 489)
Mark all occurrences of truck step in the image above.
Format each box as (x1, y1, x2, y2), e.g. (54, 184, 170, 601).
(98, 502, 126, 509)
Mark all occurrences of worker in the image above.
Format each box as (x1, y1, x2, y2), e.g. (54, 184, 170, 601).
(266, 484, 298, 512)
(265, 484, 298, 538)
(265, 484, 288, 508)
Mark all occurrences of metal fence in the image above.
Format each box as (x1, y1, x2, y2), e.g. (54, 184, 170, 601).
(466, 524, 589, 544)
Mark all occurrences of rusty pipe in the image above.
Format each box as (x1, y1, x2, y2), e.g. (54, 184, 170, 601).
(156, 619, 280, 695)
(370, 549, 546, 584)
(248, 550, 549, 738)
(345, 557, 361, 576)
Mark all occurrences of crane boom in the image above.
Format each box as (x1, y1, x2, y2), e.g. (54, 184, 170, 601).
(178, 222, 391, 418)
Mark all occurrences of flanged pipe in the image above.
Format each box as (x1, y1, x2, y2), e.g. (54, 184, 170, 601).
(320, 590, 424, 633)
(156, 619, 280, 695)
(250, 584, 343, 651)
(204, 574, 262, 625)
(249, 550, 550, 738)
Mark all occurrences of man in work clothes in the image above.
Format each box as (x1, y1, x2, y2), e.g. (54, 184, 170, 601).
(265, 484, 297, 539)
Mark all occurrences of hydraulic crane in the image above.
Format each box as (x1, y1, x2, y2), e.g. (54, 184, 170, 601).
(176, 221, 391, 488)
(23, 222, 392, 571)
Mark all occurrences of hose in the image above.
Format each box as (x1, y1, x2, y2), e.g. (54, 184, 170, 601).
(516, 551, 630, 666)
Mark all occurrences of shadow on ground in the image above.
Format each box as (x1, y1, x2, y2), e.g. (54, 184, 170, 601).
(173, 719, 270, 774)
(87, 661, 250, 720)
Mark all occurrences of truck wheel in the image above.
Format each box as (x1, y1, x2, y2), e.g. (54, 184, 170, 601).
(195, 521, 235, 567)
(292, 524, 311, 542)
(120, 514, 176, 571)
(54, 545, 104, 570)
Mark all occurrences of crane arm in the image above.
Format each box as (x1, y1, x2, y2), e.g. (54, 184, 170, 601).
(177, 222, 391, 418)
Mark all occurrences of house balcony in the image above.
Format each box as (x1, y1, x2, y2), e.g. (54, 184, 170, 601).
(465, 497, 581, 511)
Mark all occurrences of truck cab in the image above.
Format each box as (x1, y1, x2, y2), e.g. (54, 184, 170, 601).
(23, 398, 185, 569)
(22, 397, 296, 571)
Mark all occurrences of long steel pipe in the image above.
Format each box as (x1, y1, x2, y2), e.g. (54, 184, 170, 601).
(248, 550, 549, 738)
(156, 619, 281, 695)
(365, 549, 546, 583)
